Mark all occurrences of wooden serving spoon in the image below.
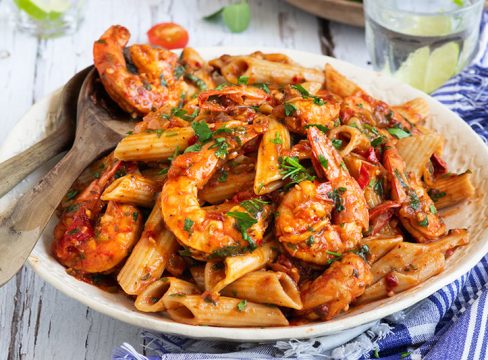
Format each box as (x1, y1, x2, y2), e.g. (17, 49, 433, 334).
(0, 68, 133, 286)
(0, 66, 92, 198)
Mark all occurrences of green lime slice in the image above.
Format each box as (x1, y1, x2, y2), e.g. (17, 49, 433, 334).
(394, 46, 430, 91)
(423, 41, 460, 93)
(14, 0, 70, 20)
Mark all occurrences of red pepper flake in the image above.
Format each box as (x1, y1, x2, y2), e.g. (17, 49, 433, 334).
(385, 272, 399, 289)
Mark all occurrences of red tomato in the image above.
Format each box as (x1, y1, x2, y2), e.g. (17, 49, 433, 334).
(147, 22, 189, 49)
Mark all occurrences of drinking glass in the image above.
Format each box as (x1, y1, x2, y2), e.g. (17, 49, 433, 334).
(364, 0, 484, 93)
(11, 0, 86, 38)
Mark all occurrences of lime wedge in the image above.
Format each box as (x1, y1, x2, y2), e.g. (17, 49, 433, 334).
(394, 46, 430, 91)
(14, 0, 70, 20)
(423, 42, 460, 93)
(407, 15, 453, 37)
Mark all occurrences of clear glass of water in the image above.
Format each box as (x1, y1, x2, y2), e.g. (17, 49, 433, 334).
(364, 0, 484, 93)
(11, 0, 86, 38)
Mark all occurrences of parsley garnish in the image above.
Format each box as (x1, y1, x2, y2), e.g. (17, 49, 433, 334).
(240, 198, 269, 216)
(210, 137, 229, 158)
(132, 212, 138, 221)
(158, 168, 169, 176)
(237, 299, 247, 311)
(394, 169, 409, 189)
(418, 217, 429, 227)
(332, 139, 343, 149)
(254, 83, 270, 93)
(237, 75, 249, 85)
(184, 143, 202, 153)
(428, 189, 446, 202)
(66, 189, 78, 200)
(291, 84, 325, 105)
(306, 236, 314, 247)
(284, 103, 297, 116)
(172, 108, 199, 122)
(227, 211, 257, 249)
(371, 136, 385, 148)
(279, 156, 316, 185)
(185, 73, 207, 91)
(304, 124, 328, 133)
(218, 170, 228, 182)
(318, 155, 328, 169)
(173, 65, 185, 79)
(271, 132, 283, 145)
(353, 244, 369, 261)
(387, 127, 411, 139)
(160, 74, 167, 87)
(183, 218, 194, 233)
(192, 121, 213, 142)
(430, 204, 437, 214)
(409, 191, 420, 210)
(328, 187, 346, 212)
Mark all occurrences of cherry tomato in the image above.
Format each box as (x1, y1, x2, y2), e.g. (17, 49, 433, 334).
(147, 22, 189, 49)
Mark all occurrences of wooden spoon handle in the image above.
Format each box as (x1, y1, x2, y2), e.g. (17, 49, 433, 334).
(0, 140, 105, 286)
(0, 125, 72, 198)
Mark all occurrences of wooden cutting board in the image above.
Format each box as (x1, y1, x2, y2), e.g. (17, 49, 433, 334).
(286, 0, 488, 28)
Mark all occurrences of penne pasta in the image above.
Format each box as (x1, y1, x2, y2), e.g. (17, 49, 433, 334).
(324, 63, 362, 97)
(167, 295, 289, 327)
(200, 171, 255, 204)
(396, 133, 444, 178)
(254, 118, 291, 195)
(134, 277, 200, 312)
(222, 270, 303, 309)
(428, 172, 475, 209)
(101, 174, 160, 207)
(117, 201, 179, 295)
(360, 234, 403, 263)
(114, 127, 195, 161)
(189, 265, 206, 291)
(204, 242, 278, 293)
(392, 98, 430, 124)
(215, 55, 325, 85)
(328, 125, 369, 157)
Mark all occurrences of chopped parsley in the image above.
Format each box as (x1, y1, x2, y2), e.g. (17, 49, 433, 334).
(430, 205, 438, 214)
(409, 191, 420, 210)
(371, 136, 385, 148)
(218, 170, 228, 183)
(237, 75, 249, 85)
(394, 169, 409, 189)
(279, 156, 316, 185)
(66, 189, 78, 200)
(184, 143, 202, 153)
(284, 102, 297, 116)
(210, 137, 229, 158)
(240, 198, 269, 217)
(306, 235, 314, 247)
(254, 83, 270, 93)
(184, 73, 207, 91)
(304, 123, 328, 133)
(318, 155, 328, 169)
(209, 245, 247, 259)
(183, 218, 194, 233)
(160, 74, 167, 87)
(192, 121, 213, 142)
(132, 212, 139, 221)
(290, 84, 325, 105)
(353, 244, 369, 261)
(332, 139, 343, 149)
(173, 65, 185, 79)
(418, 217, 429, 227)
(387, 127, 411, 139)
(271, 132, 283, 145)
(237, 299, 247, 311)
(172, 108, 199, 122)
(373, 179, 384, 197)
(428, 189, 446, 202)
(227, 211, 257, 249)
(158, 168, 169, 176)
(328, 187, 347, 212)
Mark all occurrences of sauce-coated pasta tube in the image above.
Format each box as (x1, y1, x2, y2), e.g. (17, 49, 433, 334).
(324, 63, 362, 97)
(205, 242, 278, 293)
(360, 235, 403, 263)
(217, 55, 325, 85)
(167, 295, 289, 327)
(114, 127, 195, 161)
(222, 271, 303, 309)
(392, 98, 429, 124)
(134, 277, 200, 312)
(429, 172, 475, 209)
(254, 118, 291, 195)
(396, 133, 444, 178)
(200, 171, 255, 204)
(101, 174, 160, 207)
(117, 201, 179, 295)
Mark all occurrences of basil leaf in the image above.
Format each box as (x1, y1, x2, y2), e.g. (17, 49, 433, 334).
(222, 2, 251, 33)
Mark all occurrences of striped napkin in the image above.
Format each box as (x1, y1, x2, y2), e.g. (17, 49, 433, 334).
(113, 11, 488, 360)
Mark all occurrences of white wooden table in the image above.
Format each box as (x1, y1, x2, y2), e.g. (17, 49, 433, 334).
(0, 1, 370, 358)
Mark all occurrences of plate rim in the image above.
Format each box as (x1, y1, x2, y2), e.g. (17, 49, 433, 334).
(4, 46, 487, 341)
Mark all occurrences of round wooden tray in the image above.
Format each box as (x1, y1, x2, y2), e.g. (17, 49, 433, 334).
(286, 0, 488, 28)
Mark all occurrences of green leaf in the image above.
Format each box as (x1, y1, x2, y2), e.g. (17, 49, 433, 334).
(192, 121, 213, 142)
(304, 123, 328, 133)
(66, 189, 78, 200)
(185, 73, 207, 91)
(222, 1, 251, 33)
(271, 132, 282, 145)
(237, 299, 247, 311)
(203, 7, 224, 21)
(284, 103, 297, 116)
(318, 154, 328, 169)
(240, 198, 269, 216)
(183, 218, 194, 233)
(418, 217, 429, 227)
(254, 83, 270, 93)
(332, 139, 343, 149)
(237, 75, 249, 85)
(227, 211, 257, 249)
(387, 127, 411, 139)
(184, 143, 202, 153)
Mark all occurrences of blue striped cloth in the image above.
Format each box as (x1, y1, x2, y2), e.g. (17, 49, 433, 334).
(113, 11, 488, 360)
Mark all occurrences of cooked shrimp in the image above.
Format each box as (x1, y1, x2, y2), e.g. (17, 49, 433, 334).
(93, 25, 184, 116)
(298, 253, 372, 320)
(53, 160, 143, 273)
(275, 127, 369, 265)
(383, 141, 446, 242)
(279, 86, 341, 135)
(198, 86, 270, 112)
(161, 122, 272, 257)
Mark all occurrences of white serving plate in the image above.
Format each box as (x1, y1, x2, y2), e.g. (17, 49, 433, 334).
(1, 47, 488, 342)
